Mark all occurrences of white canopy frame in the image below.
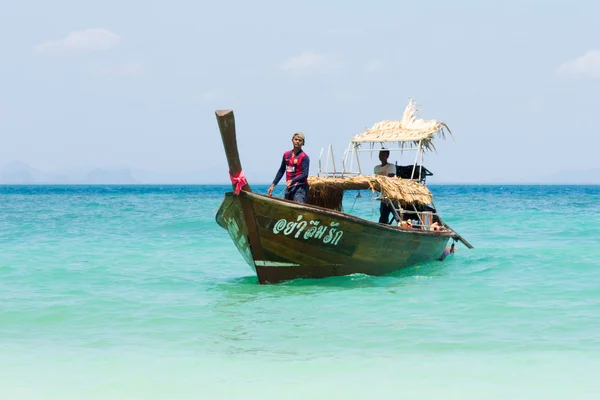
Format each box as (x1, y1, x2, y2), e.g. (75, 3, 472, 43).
(317, 99, 447, 182)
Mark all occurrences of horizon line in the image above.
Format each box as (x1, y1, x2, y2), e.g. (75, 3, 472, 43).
(1, 182, 600, 186)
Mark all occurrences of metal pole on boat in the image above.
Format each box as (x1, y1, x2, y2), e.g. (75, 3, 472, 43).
(354, 143, 363, 175)
(429, 201, 474, 249)
(446, 224, 474, 249)
(411, 140, 421, 180)
(349, 143, 355, 173)
(342, 148, 348, 177)
(318, 148, 324, 177)
(330, 144, 337, 176)
(419, 147, 424, 182)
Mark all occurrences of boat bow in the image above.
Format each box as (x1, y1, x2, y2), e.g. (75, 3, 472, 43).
(215, 110, 251, 194)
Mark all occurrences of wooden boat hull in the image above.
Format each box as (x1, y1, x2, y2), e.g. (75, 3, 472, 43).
(216, 190, 453, 283)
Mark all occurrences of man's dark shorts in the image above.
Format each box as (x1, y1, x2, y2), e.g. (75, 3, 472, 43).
(285, 184, 308, 203)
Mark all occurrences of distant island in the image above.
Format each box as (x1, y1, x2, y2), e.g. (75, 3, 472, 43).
(0, 161, 216, 184)
(1, 161, 599, 185)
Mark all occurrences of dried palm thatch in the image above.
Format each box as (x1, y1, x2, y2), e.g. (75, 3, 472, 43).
(307, 175, 433, 211)
(351, 99, 452, 152)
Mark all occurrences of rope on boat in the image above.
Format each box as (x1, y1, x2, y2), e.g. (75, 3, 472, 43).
(349, 190, 361, 213)
(229, 170, 247, 195)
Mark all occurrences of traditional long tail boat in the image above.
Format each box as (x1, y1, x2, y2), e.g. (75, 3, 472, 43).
(215, 100, 472, 283)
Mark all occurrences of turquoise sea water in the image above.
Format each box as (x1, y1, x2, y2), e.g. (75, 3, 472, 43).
(1, 184, 599, 399)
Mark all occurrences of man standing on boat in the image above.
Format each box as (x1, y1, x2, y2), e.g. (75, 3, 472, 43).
(267, 132, 310, 203)
(374, 149, 396, 224)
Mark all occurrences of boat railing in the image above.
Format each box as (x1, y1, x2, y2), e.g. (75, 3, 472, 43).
(376, 198, 445, 231)
(319, 141, 434, 184)
(318, 144, 363, 177)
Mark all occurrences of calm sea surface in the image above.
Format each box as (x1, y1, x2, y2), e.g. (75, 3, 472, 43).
(1, 185, 599, 399)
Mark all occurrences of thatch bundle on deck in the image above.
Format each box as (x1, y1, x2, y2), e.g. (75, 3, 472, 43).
(307, 175, 433, 211)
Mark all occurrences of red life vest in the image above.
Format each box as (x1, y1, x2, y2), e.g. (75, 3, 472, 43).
(284, 150, 307, 183)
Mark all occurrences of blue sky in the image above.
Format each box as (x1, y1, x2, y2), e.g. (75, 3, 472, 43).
(1, 0, 599, 183)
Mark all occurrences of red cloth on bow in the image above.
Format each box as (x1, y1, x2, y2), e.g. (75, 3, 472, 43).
(229, 170, 247, 195)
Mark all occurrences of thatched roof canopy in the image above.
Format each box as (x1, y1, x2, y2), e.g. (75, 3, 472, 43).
(351, 100, 451, 151)
(307, 175, 432, 211)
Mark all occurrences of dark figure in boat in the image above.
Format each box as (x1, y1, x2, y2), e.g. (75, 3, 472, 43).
(267, 132, 310, 203)
(374, 149, 396, 224)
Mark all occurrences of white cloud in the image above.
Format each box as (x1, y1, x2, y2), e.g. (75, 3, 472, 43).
(364, 60, 390, 73)
(34, 29, 120, 56)
(279, 52, 340, 75)
(89, 61, 143, 77)
(556, 50, 600, 79)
